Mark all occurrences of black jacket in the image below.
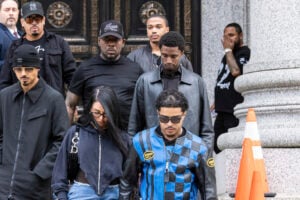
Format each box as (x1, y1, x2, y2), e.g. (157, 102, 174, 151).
(52, 124, 131, 200)
(0, 30, 76, 95)
(0, 79, 69, 200)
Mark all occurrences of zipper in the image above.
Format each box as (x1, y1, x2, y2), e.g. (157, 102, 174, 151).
(9, 95, 26, 197)
(97, 134, 102, 194)
(164, 143, 170, 199)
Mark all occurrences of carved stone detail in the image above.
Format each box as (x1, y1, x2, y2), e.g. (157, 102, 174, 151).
(47, 1, 72, 28)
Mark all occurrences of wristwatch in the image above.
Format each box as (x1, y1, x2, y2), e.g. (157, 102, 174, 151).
(224, 48, 232, 53)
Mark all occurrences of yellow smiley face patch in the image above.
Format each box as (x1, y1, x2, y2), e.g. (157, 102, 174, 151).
(207, 158, 215, 167)
(144, 151, 154, 160)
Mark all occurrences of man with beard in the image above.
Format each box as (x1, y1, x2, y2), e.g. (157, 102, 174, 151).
(127, 14, 193, 72)
(0, 1, 76, 96)
(211, 23, 250, 153)
(128, 31, 215, 186)
(0, 0, 21, 70)
(65, 20, 143, 129)
(0, 44, 68, 199)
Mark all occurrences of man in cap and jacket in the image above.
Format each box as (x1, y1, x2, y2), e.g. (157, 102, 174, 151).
(0, 44, 69, 199)
(65, 19, 142, 128)
(0, 1, 76, 96)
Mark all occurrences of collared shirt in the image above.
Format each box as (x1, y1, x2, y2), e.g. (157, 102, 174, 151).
(8, 28, 19, 38)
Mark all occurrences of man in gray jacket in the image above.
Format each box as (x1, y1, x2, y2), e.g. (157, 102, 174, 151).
(128, 31, 216, 196)
(127, 14, 193, 72)
(128, 31, 214, 150)
(0, 44, 69, 199)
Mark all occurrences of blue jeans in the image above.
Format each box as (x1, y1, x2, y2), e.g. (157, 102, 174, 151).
(67, 181, 119, 200)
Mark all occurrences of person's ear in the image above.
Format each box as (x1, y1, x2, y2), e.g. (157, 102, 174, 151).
(166, 26, 170, 33)
(20, 18, 25, 27)
(239, 32, 243, 41)
(98, 37, 101, 46)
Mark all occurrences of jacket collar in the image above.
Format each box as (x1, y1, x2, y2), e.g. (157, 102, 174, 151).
(150, 65, 193, 85)
(12, 78, 45, 103)
(0, 23, 9, 31)
(0, 23, 14, 39)
(18, 30, 52, 43)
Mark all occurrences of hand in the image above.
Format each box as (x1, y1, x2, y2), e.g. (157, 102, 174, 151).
(221, 35, 234, 50)
(210, 103, 215, 112)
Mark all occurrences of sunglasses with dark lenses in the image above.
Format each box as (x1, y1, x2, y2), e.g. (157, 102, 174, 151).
(25, 15, 43, 24)
(159, 115, 183, 124)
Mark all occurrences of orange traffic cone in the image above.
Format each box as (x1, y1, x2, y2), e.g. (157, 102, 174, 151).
(235, 135, 255, 199)
(249, 171, 265, 200)
(246, 108, 269, 193)
(235, 108, 269, 200)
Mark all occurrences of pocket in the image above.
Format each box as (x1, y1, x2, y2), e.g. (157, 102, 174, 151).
(47, 49, 62, 68)
(27, 109, 47, 120)
(29, 170, 51, 187)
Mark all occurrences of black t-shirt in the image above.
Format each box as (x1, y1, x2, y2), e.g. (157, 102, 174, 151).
(160, 66, 181, 90)
(69, 55, 143, 130)
(215, 46, 250, 113)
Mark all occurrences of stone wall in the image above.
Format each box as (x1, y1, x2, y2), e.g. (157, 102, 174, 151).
(201, 0, 248, 105)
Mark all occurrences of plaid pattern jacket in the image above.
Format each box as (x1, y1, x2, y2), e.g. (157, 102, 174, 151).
(120, 126, 217, 200)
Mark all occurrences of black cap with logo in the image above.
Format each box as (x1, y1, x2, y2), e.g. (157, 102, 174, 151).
(99, 20, 124, 39)
(21, 1, 44, 19)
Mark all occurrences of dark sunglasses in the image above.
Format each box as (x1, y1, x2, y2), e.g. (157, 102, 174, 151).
(25, 15, 43, 24)
(158, 114, 183, 124)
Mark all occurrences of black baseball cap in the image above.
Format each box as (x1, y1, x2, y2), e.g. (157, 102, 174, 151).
(99, 20, 124, 39)
(12, 44, 40, 68)
(21, 1, 44, 19)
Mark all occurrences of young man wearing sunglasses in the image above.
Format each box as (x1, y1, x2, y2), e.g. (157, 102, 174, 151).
(128, 31, 217, 198)
(120, 89, 217, 200)
(0, 44, 68, 199)
(0, 1, 76, 96)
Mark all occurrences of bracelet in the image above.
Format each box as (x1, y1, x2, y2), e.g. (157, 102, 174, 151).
(224, 48, 232, 53)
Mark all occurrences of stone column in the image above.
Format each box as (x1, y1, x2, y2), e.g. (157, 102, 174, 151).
(216, 0, 300, 199)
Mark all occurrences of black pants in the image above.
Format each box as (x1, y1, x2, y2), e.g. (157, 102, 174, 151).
(213, 112, 239, 153)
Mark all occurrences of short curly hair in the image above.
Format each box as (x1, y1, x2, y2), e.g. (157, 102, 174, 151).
(155, 89, 188, 112)
(159, 31, 185, 52)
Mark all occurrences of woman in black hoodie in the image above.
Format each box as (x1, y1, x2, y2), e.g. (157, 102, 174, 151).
(52, 85, 130, 200)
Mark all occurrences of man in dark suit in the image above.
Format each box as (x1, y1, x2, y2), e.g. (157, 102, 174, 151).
(0, 0, 21, 70)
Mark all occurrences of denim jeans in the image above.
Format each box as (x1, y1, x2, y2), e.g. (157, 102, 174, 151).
(67, 181, 119, 200)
